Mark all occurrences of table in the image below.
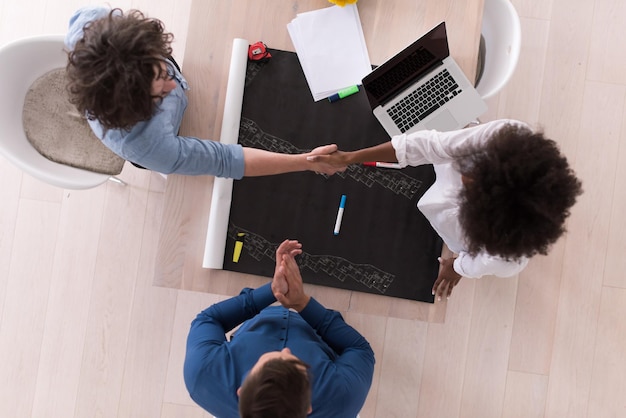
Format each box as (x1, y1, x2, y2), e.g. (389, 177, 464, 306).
(154, 0, 484, 321)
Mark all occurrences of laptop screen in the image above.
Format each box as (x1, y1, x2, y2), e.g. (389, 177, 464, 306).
(363, 22, 450, 108)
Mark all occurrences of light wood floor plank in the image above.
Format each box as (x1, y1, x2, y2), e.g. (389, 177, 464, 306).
(544, 81, 625, 418)
(74, 167, 152, 417)
(587, 0, 626, 84)
(374, 318, 428, 418)
(537, 0, 596, 158)
(603, 101, 626, 289)
(496, 17, 550, 125)
(161, 402, 212, 418)
(460, 275, 518, 418)
(0, 1, 45, 42)
(502, 371, 549, 418)
(0, 199, 60, 417)
(508, 246, 564, 375)
(0, 158, 22, 318)
(19, 174, 64, 204)
(587, 287, 626, 416)
(417, 278, 476, 418)
(30, 188, 106, 418)
(155, 175, 214, 290)
(118, 188, 180, 418)
(512, 0, 554, 20)
(119, 287, 178, 417)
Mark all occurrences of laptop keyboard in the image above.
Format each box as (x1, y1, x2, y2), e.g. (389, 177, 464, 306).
(387, 68, 462, 133)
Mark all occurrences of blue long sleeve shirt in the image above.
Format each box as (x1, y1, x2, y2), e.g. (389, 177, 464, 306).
(65, 6, 245, 177)
(183, 283, 375, 418)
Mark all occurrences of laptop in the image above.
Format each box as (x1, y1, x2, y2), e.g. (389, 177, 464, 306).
(362, 22, 487, 136)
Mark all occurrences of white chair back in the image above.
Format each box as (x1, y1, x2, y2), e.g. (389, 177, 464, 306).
(475, 0, 522, 99)
(0, 35, 114, 189)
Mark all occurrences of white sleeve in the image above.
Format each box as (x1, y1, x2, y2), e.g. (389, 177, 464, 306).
(391, 119, 528, 167)
(453, 251, 529, 279)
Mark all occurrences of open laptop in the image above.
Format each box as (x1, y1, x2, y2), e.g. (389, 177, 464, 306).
(362, 22, 487, 136)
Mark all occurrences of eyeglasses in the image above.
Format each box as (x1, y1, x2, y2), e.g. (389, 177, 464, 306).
(157, 61, 176, 81)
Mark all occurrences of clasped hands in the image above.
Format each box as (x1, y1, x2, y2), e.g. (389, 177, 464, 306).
(306, 145, 350, 175)
(271, 239, 311, 312)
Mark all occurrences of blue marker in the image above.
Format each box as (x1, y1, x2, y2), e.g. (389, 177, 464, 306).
(328, 85, 360, 103)
(333, 194, 347, 235)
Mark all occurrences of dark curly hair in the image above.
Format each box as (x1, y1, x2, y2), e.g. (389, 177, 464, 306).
(239, 358, 311, 418)
(455, 123, 583, 260)
(66, 9, 174, 131)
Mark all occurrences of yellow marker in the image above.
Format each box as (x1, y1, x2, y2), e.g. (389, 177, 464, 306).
(233, 233, 245, 262)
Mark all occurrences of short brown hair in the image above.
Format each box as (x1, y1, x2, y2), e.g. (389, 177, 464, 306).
(239, 358, 311, 418)
(66, 9, 174, 131)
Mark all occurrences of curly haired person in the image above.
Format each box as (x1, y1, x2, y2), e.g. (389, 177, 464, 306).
(65, 6, 343, 177)
(309, 120, 583, 300)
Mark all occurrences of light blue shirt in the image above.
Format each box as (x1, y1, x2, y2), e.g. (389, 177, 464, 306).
(184, 283, 375, 418)
(65, 6, 245, 177)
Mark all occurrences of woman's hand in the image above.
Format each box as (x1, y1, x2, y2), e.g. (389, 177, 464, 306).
(306, 146, 351, 174)
(432, 257, 462, 301)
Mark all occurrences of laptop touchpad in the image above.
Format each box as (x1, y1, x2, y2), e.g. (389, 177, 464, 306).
(425, 109, 458, 131)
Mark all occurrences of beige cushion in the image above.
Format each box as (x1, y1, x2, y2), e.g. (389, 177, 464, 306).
(22, 68, 125, 175)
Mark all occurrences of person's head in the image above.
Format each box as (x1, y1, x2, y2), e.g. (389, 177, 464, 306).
(238, 348, 312, 418)
(66, 9, 177, 131)
(454, 123, 583, 260)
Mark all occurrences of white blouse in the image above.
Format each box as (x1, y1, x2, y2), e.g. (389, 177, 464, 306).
(391, 119, 529, 279)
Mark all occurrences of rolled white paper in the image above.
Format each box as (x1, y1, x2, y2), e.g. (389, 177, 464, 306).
(203, 38, 249, 269)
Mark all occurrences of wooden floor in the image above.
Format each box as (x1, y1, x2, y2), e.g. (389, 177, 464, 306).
(1, 1, 625, 417)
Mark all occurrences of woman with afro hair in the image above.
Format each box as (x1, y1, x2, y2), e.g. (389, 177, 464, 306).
(309, 120, 583, 300)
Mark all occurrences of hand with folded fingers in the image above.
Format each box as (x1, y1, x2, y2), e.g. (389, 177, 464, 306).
(272, 245, 310, 312)
(271, 239, 302, 297)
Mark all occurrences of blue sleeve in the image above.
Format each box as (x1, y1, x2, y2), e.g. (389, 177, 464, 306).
(120, 129, 246, 178)
(299, 298, 375, 396)
(95, 101, 246, 178)
(183, 284, 275, 390)
(65, 6, 116, 50)
(187, 283, 275, 342)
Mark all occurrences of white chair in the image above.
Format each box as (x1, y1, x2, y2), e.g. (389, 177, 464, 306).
(0, 35, 125, 189)
(475, 0, 522, 100)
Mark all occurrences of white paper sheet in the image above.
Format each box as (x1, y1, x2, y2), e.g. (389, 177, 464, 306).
(287, 4, 371, 101)
(202, 38, 249, 269)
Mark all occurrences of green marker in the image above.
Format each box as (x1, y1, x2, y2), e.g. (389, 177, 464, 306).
(328, 85, 360, 102)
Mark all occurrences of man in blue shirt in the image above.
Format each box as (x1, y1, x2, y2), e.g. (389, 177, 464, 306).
(65, 6, 343, 178)
(184, 240, 375, 418)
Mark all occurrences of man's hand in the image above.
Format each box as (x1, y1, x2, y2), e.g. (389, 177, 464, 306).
(271, 240, 302, 297)
(305, 145, 349, 175)
(273, 251, 310, 312)
(432, 257, 462, 301)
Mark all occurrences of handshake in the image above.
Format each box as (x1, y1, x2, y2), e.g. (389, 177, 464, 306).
(270, 239, 311, 312)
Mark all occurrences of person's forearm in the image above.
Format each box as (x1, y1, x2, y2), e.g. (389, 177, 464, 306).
(343, 141, 398, 165)
(243, 148, 309, 176)
(192, 283, 276, 333)
(299, 297, 371, 354)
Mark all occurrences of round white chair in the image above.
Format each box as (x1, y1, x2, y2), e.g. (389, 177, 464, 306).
(475, 0, 522, 100)
(0, 35, 125, 189)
